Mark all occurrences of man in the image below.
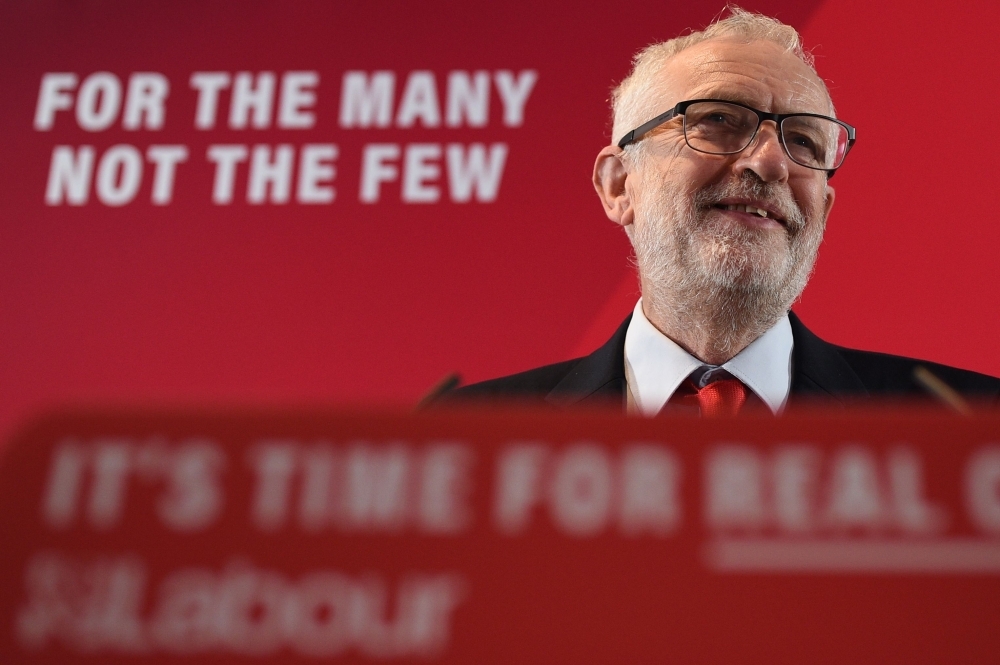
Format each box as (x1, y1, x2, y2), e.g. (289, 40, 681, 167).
(446, 9, 1000, 414)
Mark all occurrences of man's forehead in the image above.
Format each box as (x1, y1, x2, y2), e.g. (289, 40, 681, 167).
(654, 37, 833, 115)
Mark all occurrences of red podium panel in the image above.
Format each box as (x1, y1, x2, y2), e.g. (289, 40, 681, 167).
(1, 407, 999, 663)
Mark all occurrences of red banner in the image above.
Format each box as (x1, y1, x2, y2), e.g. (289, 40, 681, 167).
(2, 408, 999, 663)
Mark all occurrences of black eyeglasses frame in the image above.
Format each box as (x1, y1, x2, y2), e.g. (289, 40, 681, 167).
(616, 98, 857, 176)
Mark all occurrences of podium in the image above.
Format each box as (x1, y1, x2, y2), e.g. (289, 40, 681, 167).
(2, 407, 999, 663)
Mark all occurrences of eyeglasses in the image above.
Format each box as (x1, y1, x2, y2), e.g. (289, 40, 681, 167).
(616, 99, 857, 175)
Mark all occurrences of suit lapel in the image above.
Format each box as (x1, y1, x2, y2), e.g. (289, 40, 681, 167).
(546, 315, 631, 407)
(788, 311, 868, 404)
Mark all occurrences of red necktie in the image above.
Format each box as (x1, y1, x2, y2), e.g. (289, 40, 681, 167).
(667, 377, 749, 417)
(695, 378, 748, 417)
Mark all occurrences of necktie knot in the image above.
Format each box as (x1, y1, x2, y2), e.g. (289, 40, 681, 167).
(662, 371, 751, 417)
(696, 378, 748, 417)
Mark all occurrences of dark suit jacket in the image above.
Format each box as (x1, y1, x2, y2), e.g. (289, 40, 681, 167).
(446, 312, 1000, 409)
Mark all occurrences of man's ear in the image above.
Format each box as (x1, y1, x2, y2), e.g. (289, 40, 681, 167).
(823, 183, 836, 220)
(593, 146, 634, 228)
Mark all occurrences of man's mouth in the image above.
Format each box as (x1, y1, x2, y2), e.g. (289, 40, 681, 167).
(718, 203, 770, 218)
(711, 201, 787, 226)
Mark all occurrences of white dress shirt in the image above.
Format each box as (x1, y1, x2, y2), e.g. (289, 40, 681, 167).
(623, 299, 793, 415)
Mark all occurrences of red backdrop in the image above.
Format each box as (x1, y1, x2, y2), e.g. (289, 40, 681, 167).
(2, 0, 999, 445)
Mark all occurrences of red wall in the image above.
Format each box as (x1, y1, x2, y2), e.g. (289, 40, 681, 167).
(1, 0, 997, 443)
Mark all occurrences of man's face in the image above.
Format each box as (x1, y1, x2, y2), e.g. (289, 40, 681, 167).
(625, 37, 836, 313)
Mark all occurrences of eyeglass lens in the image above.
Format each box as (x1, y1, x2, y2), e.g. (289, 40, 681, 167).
(682, 101, 849, 170)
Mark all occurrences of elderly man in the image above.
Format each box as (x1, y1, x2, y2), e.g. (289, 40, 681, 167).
(447, 9, 1000, 415)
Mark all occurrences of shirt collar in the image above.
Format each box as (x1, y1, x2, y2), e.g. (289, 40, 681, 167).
(623, 299, 793, 415)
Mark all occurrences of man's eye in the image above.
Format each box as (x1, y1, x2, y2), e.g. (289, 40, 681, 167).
(706, 112, 740, 126)
(790, 134, 815, 149)
(785, 132, 828, 163)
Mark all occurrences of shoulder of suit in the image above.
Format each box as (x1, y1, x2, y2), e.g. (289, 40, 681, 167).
(442, 357, 585, 400)
(832, 345, 1000, 396)
(784, 311, 1000, 403)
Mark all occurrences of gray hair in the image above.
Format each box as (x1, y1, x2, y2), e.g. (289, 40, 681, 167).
(611, 7, 827, 151)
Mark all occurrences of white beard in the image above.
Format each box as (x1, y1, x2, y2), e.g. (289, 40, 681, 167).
(630, 169, 826, 349)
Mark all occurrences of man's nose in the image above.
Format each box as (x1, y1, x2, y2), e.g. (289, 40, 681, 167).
(732, 121, 789, 183)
